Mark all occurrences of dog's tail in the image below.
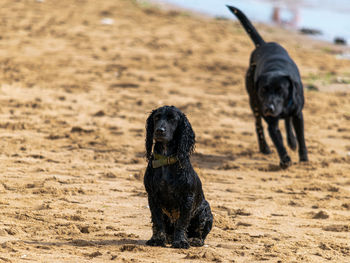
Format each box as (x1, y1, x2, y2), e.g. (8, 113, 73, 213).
(226, 5, 265, 47)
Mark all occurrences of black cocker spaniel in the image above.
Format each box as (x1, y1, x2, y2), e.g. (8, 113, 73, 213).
(144, 105, 213, 249)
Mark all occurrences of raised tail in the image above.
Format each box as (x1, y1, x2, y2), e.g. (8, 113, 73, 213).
(226, 5, 265, 47)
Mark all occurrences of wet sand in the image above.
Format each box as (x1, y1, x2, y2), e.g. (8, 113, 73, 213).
(0, 0, 349, 262)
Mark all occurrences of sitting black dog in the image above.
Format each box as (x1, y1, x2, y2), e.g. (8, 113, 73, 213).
(227, 6, 308, 168)
(144, 105, 213, 249)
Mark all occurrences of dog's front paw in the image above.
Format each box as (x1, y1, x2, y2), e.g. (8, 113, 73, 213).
(189, 238, 204, 247)
(280, 155, 292, 169)
(299, 152, 308, 162)
(172, 239, 190, 249)
(166, 234, 174, 245)
(300, 156, 308, 162)
(259, 144, 271, 155)
(146, 238, 166, 247)
(261, 146, 271, 155)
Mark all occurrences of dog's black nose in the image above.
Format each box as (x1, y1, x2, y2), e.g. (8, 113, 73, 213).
(155, 127, 166, 136)
(264, 104, 275, 115)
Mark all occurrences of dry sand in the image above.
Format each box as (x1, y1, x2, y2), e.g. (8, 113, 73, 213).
(0, 0, 349, 262)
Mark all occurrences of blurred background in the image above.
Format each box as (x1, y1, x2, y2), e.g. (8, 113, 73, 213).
(156, 0, 350, 45)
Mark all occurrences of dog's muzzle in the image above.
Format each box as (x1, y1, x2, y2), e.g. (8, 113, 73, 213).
(263, 104, 276, 116)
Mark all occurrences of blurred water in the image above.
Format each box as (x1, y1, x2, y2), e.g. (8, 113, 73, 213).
(161, 0, 350, 44)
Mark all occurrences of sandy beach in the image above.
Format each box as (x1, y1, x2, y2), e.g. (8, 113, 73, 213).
(0, 0, 349, 262)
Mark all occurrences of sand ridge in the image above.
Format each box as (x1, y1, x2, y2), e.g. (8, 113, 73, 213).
(0, 0, 349, 262)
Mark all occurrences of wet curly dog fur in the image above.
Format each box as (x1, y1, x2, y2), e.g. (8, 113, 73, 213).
(144, 106, 213, 249)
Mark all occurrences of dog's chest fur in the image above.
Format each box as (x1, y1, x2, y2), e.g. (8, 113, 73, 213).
(154, 165, 181, 222)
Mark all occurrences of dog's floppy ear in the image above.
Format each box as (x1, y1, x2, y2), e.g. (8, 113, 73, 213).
(145, 109, 156, 160)
(286, 76, 302, 110)
(176, 111, 195, 161)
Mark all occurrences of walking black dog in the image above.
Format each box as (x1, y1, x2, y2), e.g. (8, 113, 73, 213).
(144, 106, 213, 249)
(227, 6, 308, 168)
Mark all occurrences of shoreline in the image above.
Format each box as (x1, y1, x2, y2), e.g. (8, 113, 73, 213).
(148, 0, 350, 46)
(146, 0, 350, 77)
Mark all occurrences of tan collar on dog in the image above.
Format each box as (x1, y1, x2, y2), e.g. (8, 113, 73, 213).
(152, 153, 178, 169)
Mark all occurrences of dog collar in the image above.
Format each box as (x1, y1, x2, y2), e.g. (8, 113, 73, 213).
(152, 153, 178, 168)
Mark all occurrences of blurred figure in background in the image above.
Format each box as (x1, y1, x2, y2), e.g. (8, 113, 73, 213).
(272, 6, 300, 28)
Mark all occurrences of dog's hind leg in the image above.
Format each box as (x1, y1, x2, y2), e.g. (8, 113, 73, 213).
(292, 112, 308, 162)
(200, 201, 213, 243)
(187, 200, 213, 247)
(285, 117, 297, 150)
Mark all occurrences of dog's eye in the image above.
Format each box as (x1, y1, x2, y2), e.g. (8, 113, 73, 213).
(167, 114, 175, 120)
(154, 115, 160, 121)
(261, 86, 268, 93)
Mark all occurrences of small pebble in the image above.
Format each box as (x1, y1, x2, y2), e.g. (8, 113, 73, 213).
(101, 18, 114, 25)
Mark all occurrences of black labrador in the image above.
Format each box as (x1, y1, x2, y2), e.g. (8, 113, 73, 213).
(227, 6, 308, 168)
(144, 105, 213, 249)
